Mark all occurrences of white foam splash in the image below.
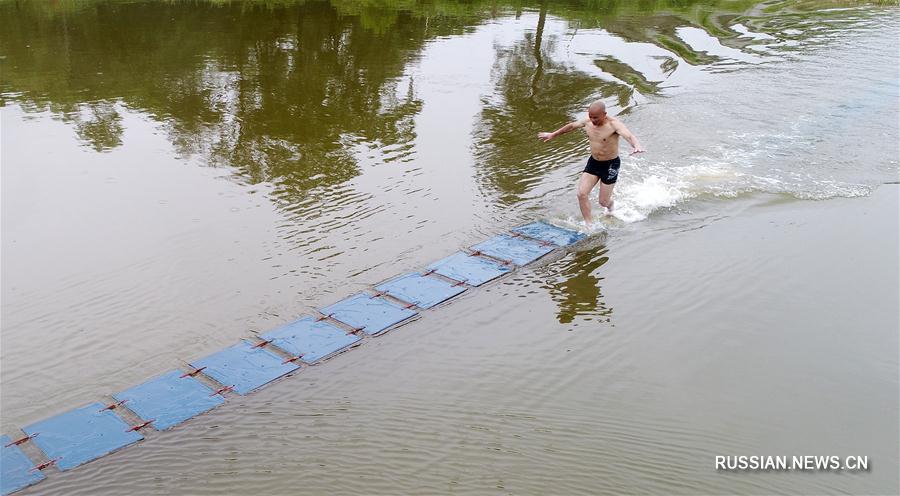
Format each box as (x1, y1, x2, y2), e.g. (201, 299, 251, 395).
(603, 142, 875, 225)
(612, 175, 687, 223)
(602, 161, 743, 223)
(546, 135, 877, 230)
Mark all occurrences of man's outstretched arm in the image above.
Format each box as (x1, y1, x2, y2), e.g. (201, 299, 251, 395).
(538, 119, 586, 142)
(612, 120, 645, 154)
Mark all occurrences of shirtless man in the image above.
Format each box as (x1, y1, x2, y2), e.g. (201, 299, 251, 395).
(538, 101, 644, 225)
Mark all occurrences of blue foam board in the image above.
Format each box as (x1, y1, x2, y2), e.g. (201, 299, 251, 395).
(471, 235, 554, 266)
(261, 317, 361, 363)
(192, 341, 299, 395)
(22, 403, 143, 471)
(512, 221, 586, 246)
(425, 251, 510, 286)
(375, 272, 466, 309)
(321, 293, 417, 335)
(2, 435, 44, 495)
(113, 370, 225, 431)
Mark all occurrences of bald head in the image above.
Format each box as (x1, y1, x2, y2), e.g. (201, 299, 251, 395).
(588, 100, 606, 113)
(588, 100, 607, 126)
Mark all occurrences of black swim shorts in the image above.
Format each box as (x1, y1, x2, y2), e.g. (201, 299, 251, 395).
(584, 156, 621, 184)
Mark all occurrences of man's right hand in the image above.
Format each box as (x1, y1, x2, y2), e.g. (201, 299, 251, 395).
(537, 132, 554, 142)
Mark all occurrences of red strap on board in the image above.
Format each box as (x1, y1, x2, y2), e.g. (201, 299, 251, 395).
(180, 366, 206, 378)
(210, 385, 234, 397)
(99, 400, 128, 412)
(126, 420, 154, 432)
(31, 458, 60, 472)
(4, 433, 37, 447)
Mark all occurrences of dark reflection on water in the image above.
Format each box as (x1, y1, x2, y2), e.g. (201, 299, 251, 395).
(3, 0, 888, 207)
(543, 246, 612, 324)
(0, 0, 459, 193)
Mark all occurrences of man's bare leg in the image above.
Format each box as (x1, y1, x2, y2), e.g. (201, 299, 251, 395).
(577, 173, 600, 225)
(598, 181, 615, 214)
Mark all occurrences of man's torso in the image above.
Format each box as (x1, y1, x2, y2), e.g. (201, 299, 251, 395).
(584, 117, 620, 160)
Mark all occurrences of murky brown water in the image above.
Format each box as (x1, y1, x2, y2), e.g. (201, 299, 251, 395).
(1, 1, 898, 494)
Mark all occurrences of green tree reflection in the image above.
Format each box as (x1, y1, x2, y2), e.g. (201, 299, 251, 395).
(2, 0, 878, 205)
(0, 0, 464, 198)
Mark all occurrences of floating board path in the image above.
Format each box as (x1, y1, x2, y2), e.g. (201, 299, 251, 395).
(0, 221, 585, 494)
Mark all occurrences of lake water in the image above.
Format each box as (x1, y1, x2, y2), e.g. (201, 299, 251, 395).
(1, 1, 898, 494)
